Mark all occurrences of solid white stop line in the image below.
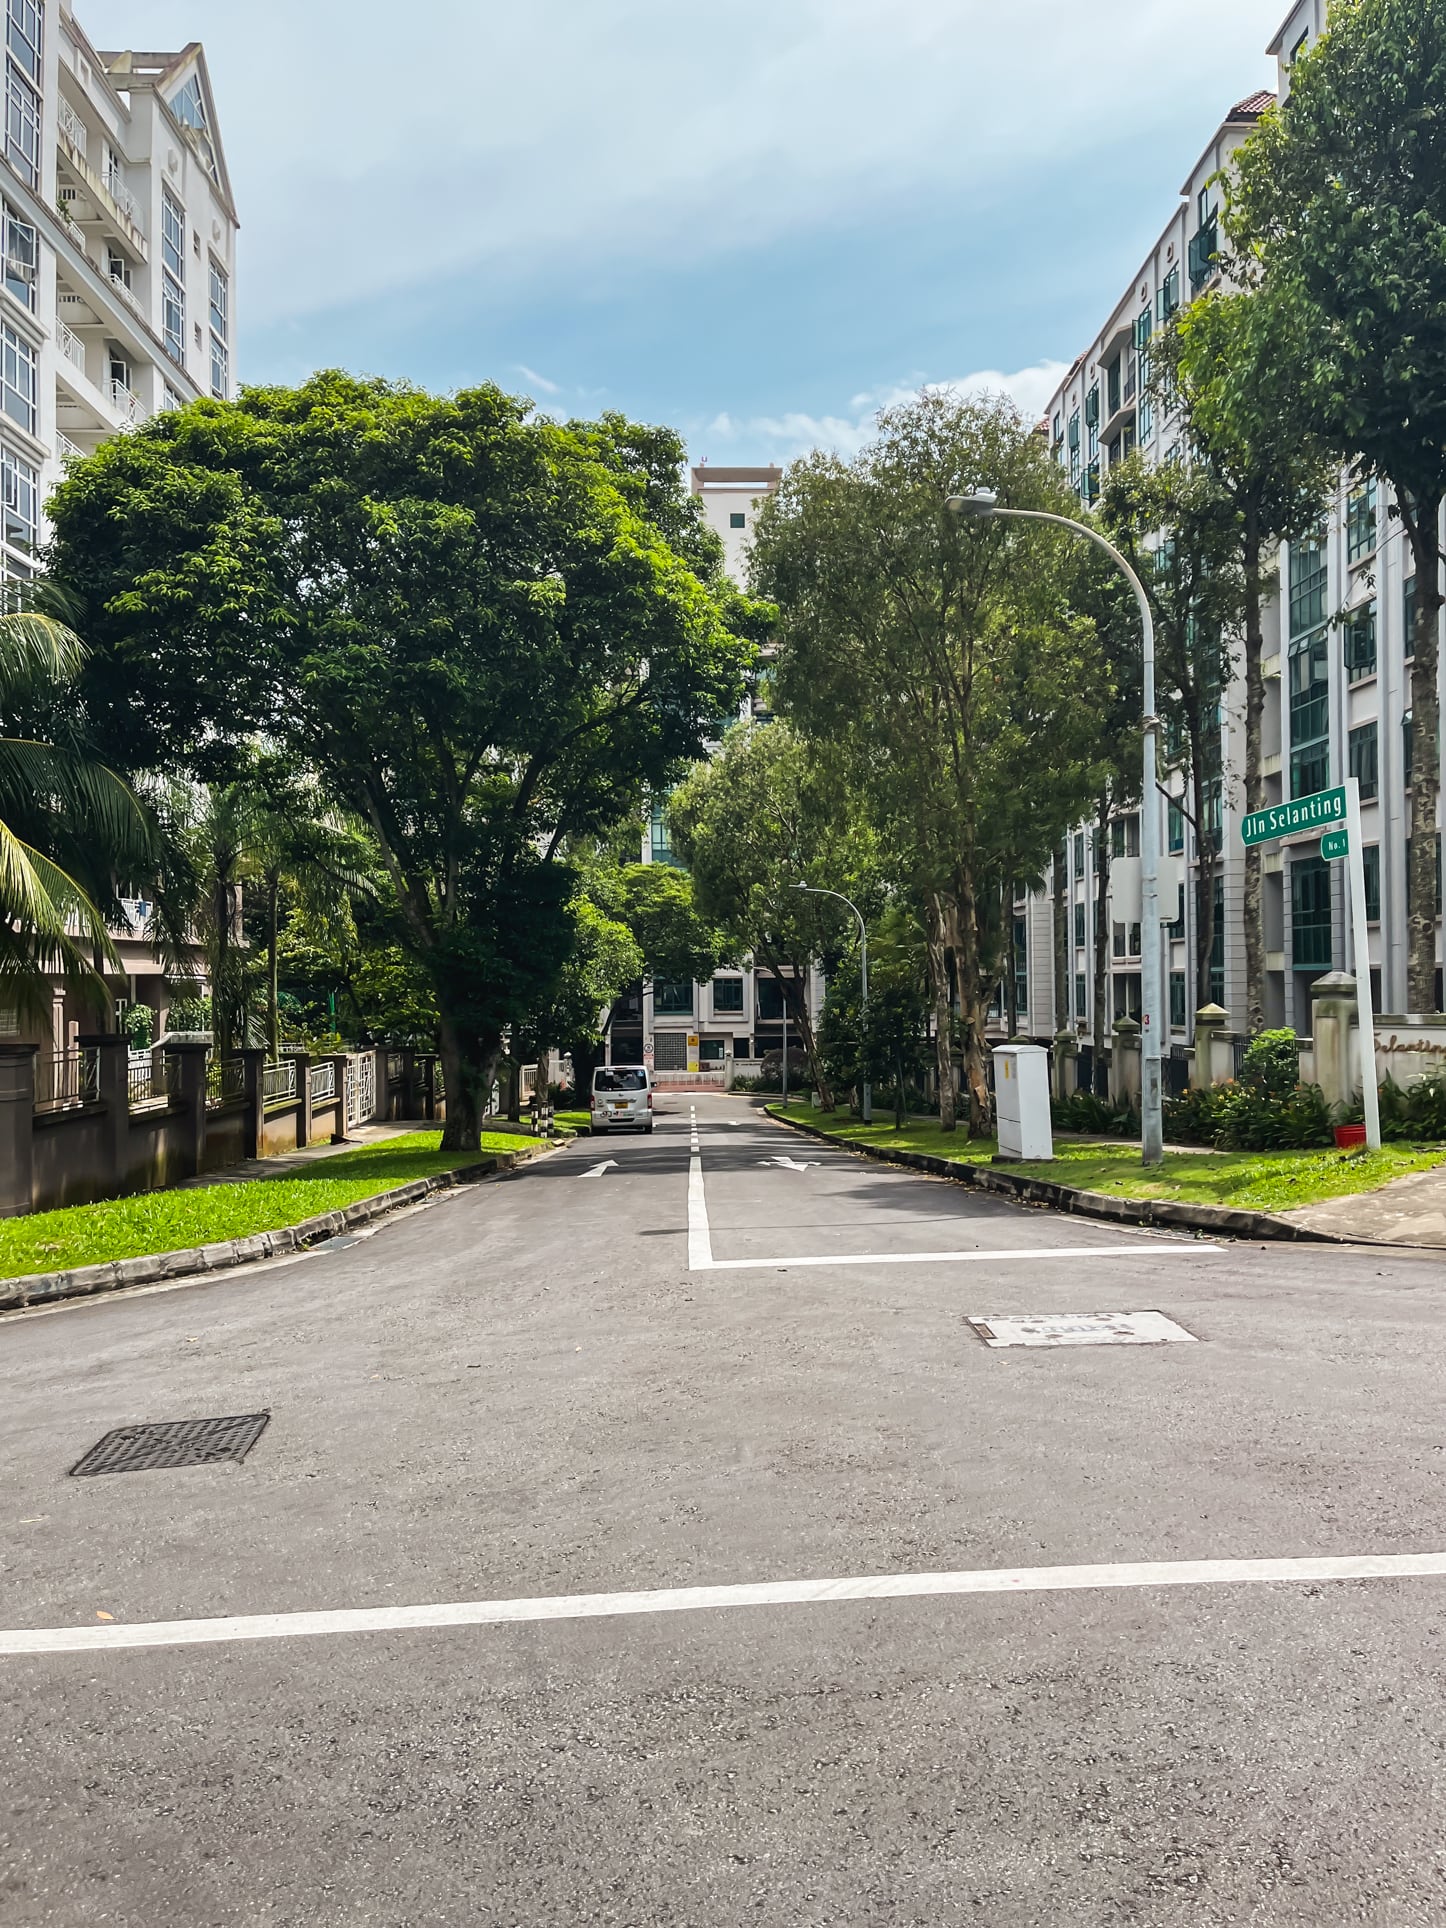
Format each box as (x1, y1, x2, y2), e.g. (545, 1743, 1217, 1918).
(8, 1551, 1446, 1657)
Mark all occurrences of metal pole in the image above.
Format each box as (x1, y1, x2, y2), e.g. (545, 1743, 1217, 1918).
(860, 922, 871, 1124)
(781, 980, 788, 1108)
(1344, 776, 1381, 1150)
(985, 508, 1163, 1167)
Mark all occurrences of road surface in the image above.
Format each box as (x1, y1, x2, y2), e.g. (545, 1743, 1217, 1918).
(3, 1093, 1445, 1925)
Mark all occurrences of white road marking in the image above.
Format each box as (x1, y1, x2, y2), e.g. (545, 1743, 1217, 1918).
(581, 1161, 619, 1179)
(8, 1550, 1446, 1657)
(700, 1243, 1217, 1272)
(970, 1310, 1197, 1348)
(758, 1156, 820, 1172)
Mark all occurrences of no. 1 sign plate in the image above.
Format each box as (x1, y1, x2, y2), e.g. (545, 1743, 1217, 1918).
(1322, 828, 1349, 861)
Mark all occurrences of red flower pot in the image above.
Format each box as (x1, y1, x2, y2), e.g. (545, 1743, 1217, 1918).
(1334, 1124, 1368, 1151)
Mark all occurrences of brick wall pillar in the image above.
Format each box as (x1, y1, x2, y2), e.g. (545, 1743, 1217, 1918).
(78, 1032, 128, 1190)
(0, 1043, 36, 1216)
(165, 1041, 210, 1179)
(287, 1050, 312, 1149)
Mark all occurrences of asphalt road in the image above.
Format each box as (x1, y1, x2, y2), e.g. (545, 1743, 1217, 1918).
(3, 1093, 1446, 1926)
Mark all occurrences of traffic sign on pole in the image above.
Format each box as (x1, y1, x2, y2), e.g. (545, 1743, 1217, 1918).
(1241, 786, 1346, 848)
(1321, 828, 1350, 861)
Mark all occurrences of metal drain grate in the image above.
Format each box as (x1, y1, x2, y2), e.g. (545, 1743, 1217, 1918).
(69, 1412, 270, 1478)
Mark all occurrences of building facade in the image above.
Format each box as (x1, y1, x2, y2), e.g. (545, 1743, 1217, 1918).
(614, 464, 821, 1078)
(0, 4, 236, 1056)
(1020, 0, 1442, 1067)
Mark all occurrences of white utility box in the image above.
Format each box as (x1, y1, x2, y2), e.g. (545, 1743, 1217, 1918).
(993, 1043, 1053, 1161)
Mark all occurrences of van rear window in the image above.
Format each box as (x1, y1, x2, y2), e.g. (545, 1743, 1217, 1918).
(594, 1068, 647, 1092)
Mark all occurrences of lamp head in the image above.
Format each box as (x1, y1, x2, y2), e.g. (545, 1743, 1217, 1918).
(945, 488, 999, 519)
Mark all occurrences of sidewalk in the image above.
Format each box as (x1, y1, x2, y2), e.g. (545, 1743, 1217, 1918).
(1285, 1162, 1446, 1248)
(180, 1118, 538, 1188)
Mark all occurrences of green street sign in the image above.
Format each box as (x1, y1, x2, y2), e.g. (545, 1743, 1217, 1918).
(1322, 828, 1350, 861)
(1241, 785, 1347, 848)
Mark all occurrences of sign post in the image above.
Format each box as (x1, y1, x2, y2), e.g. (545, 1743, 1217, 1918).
(1241, 780, 1379, 1150)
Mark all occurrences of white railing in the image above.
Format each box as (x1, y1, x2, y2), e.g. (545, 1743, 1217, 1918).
(107, 270, 141, 318)
(57, 96, 86, 157)
(58, 319, 85, 372)
(310, 1061, 336, 1104)
(263, 1059, 297, 1106)
(108, 377, 138, 424)
(57, 431, 81, 459)
(127, 1050, 167, 1111)
(358, 1055, 375, 1122)
(102, 164, 139, 227)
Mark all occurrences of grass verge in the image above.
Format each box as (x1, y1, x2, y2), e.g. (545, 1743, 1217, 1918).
(0, 1130, 538, 1281)
(769, 1105, 1446, 1214)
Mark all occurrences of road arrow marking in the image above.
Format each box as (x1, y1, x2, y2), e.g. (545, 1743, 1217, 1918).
(759, 1156, 819, 1172)
(581, 1161, 619, 1178)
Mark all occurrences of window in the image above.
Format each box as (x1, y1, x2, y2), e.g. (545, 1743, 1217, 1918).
(1167, 881, 1186, 940)
(209, 260, 228, 339)
(1051, 412, 1062, 444)
(169, 74, 206, 130)
(161, 384, 183, 413)
(1210, 873, 1225, 1006)
(1363, 843, 1381, 923)
(1112, 922, 1142, 960)
(1203, 778, 1223, 843)
(1014, 917, 1028, 1018)
(1348, 721, 1379, 802)
(1169, 972, 1187, 1028)
(728, 511, 745, 530)
(1168, 799, 1185, 854)
(1084, 384, 1099, 429)
(1289, 533, 1328, 636)
(1292, 854, 1333, 971)
(712, 977, 744, 1015)
(0, 198, 32, 310)
(0, 318, 33, 433)
(1, 441, 34, 551)
(1158, 265, 1180, 322)
(4, 58, 38, 187)
(1403, 709, 1413, 787)
(6, 0, 39, 83)
(1106, 359, 1121, 417)
(1113, 974, 1143, 1023)
(1074, 902, 1085, 950)
(210, 334, 228, 400)
(1073, 830, 1085, 878)
(1067, 410, 1080, 451)
(1404, 575, 1416, 661)
(1075, 972, 1087, 1020)
(755, 976, 785, 1021)
(1110, 813, 1140, 859)
(1346, 479, 1377, 564)
(653, 978, 693, 1016)
(162, 189, 186, 364)
(648, 798, 674, 865)
(1344, 601, 1377, 682)
(1288, 631, 1329, 798)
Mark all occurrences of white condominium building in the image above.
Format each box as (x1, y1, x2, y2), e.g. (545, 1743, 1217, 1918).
(1020, 0, 1440, 1068)
(0, 1, 237, 588)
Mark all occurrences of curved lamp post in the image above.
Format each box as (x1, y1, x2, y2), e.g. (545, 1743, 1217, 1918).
(792, 883, 870, 1124)
(945, 488, 1163, 1167)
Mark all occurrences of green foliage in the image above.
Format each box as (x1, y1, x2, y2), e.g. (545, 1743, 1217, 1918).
(46, 373, 755, 1143)
(1356, 1072, 1446, 1143)
(1241, 1028, 1302, 1102)
(1051, 1088, 1139, 1138)
(166, 992, 210, 1033)
(1164, 1077, 1334, 1152)
(122, 1003, 154, 1049)
(614, 862, 729, 984)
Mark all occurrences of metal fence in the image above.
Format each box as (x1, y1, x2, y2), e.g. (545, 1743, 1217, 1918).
(128, 1050, 168, 1110)
(310, 1060, 337, 1104)
(1165, 1045, 1193, 1101)
(387, 1052, 403, 1085)
(35, 1048, 99, 1114)
(206, 1055, 246, 1109)
(262, 1059, 297, 1106)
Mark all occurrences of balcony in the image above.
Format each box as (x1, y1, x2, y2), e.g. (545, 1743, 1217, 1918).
(109, 377, 139, 425)
(57, 318, 85, 373)
(1188, 219, 1220, 293)
(56, 94, 87, 161)
(56, 153, 147, 262)
(102, 163, 140, 229)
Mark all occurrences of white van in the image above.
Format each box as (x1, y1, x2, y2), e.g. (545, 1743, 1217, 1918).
(591, 1064, 655, 1134)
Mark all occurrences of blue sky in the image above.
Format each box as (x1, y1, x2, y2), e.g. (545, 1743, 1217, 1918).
(105, 0, 1278, 460)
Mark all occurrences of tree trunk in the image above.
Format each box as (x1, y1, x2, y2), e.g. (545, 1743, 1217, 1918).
(438, 1010, 496, 1152)
(1242, 515, 1267, 1039)
(1053, 841, 1069, 1037)
(1404, 490, 1444, 1013)
(952, 889, 992, 1136)
(924, 892, 956, 1131)
(1092, 797, 1112, 1090)
(770, 958, 833, 1109)
(266, 870, 281, 1062)
(1003, 881, 1019, 1041)
(1191, 741, 1215, 1011)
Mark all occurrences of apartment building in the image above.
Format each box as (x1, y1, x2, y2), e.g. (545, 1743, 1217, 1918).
(615, 464, 820, 1077)
(0, 2, 236, 1053)
(1021, 0, 1441, 1065)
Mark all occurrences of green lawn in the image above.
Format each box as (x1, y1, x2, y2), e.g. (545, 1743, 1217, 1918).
(554, 1109, 591, 1133)
(0, 1130, 538, 1281)
(769, 1105, 1446, 1214)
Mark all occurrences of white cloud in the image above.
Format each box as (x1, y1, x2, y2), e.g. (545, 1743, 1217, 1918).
(115, 1, 1275, 331)
(694, 362, 1072, 464)
(515, 363, 561, 396)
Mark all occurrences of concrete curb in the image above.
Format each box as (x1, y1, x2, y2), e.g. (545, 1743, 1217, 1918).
(764, 1107, 1348, 1246)
(0, 1143, 556, 1314)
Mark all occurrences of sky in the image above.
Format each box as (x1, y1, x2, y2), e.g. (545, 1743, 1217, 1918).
(95, 0, 1279, 463)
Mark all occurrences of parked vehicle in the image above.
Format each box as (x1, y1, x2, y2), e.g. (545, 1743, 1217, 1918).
(591, 1065, 654, 1134)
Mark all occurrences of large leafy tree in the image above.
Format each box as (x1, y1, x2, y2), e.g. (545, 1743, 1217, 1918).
(0, 613, 149, 1025)
(1227, 0, 1446, 1009)
(46, 374, 755, 1147)
(752, 393, 1114, 1133)
(1160, 290, 1333, 1034)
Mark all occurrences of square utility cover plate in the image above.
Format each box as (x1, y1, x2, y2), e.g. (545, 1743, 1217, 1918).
(969, 1311, 1196, 1349)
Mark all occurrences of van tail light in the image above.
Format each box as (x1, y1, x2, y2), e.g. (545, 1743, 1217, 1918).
(648, 1091, 654, 1109)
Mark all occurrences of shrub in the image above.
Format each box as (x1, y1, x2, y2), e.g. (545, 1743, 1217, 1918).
(1053, 1088, 1139, 1137)
(1165, 1076, 1333, 1151)
(1241, 1028, 1301, 1101)
(122, 1004, 154, 1050)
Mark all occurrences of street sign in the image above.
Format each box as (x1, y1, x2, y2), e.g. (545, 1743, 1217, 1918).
(1322, 828, 1350, 861)
(1241, 785, 1347, 848)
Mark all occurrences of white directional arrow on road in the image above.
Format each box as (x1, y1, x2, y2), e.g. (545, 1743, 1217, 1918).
(758, 1155, 819, 1172)
(581, 1160, 619, 1178)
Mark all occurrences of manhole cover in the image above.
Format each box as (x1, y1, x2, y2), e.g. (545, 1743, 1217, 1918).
(69, 1412, 270, 1478)
(969, 1312, 1196, 1349)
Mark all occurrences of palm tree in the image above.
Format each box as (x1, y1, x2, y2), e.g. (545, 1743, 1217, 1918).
(0, 613, 149, 1026)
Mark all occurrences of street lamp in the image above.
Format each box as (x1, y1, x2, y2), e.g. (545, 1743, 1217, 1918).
(793, 883, 870, 1124)
(945, 488, 1164, 1167)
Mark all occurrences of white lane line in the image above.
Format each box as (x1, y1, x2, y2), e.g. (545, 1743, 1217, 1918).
(9, 1551, 1446, 1657)
(700, 1243, 1217, 1272)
